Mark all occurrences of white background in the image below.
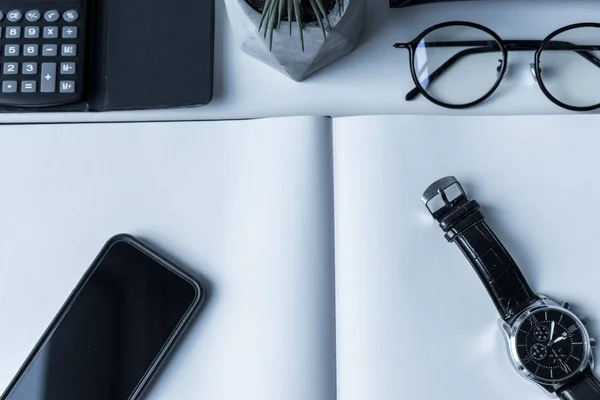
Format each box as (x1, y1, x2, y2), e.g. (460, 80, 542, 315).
(1, 0, 600, 123)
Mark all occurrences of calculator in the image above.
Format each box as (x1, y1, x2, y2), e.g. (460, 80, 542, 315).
(0, 1, 85, 107)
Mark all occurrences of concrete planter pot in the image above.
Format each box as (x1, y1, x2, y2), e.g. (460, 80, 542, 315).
(224, 0, 366, 81)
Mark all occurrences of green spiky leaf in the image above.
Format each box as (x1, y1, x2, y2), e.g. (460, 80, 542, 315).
(287, 0, 293, 35)
(308, 0, 326, 41)
(258, 0, 274, 32)
(268, 1, 277, 50)
(291, 0, 304, 51)
(312, 0, 331, 30)
(277, 0, 284, 28)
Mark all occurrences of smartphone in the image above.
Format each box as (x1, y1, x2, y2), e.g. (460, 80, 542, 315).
(1, 234, 205, 400)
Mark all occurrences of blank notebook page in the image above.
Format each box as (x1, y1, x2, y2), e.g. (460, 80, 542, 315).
(0, 116, 336, 400)
(333, 114, 600, 400)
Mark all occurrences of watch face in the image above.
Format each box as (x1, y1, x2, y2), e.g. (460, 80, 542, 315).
(515, 308, 587, 382)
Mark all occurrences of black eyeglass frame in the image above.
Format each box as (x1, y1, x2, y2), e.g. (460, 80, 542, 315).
(393, 21, 600, 111)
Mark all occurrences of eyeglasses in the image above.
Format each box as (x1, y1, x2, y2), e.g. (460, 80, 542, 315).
(393, 22, 600, 111)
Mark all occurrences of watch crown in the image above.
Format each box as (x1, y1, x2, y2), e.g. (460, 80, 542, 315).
(591, 338, 596, 347)
(561, 301, 571, 309)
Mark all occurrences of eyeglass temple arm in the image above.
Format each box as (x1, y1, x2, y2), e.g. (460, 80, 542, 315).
(405, 46, 488, 101)
(401, 40, 600, 101)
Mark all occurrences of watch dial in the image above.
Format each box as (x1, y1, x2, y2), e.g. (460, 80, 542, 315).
(515, 308, 587, 382)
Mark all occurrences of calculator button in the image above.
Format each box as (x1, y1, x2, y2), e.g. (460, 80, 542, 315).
(0, 12, 4, 22)
(5, 45, 19, 56)
(44, 10, 60, 22)
(7, 10, 22, 22)
(21, 81, 37, 93)
(63, 10, 79, 23)
(25, 10, 41, 22)
(61, 44, 77, 56)
(24, 26, 40, 39)
(41, 63, 57, 93)
(2, 81, 17, 93)
(6, 27, 21, 39)
(42, 44, 58, 56)
(62, 27, 78, 39)
(23, 62, 37, 74)
(43, 26, 58, 39)
(59, 81, 75, 93)
(60, 62, 76, 75)
(3, 63, 18, 75)
(24, 44, 39, 56)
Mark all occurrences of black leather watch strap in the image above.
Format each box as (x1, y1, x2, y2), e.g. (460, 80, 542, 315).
(559, 368, 600, 400)
(422, 177, 536, 321)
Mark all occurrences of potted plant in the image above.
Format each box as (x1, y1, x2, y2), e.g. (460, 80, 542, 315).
(224, 0, 366, 81)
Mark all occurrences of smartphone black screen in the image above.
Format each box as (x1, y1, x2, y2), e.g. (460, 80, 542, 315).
(2, 236, 202, 400)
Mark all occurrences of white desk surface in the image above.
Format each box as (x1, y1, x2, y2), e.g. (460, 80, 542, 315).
(1, 0, 599, 123)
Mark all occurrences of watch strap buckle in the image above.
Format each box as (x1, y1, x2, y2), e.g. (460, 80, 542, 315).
(421, 176, 467, 219)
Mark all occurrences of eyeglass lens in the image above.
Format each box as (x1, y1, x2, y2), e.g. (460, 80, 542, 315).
(539, 26, 600, 109)
(413, 25, 503, 106)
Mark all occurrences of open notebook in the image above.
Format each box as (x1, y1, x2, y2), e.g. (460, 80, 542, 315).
(0, 114, 599, 400)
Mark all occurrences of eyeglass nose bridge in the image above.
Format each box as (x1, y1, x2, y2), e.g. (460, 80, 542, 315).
(496, 59, 504, 77)
(498, 59, 542, 82)
(530, 63, 542, 82)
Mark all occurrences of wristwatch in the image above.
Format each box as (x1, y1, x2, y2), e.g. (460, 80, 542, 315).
(422, 176, 600, 399)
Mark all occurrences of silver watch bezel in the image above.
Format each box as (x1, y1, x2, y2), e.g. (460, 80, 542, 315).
(500, 295, 594, 396)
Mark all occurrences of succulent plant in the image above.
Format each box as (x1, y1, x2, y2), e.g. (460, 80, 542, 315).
(257, 0, 344, 51)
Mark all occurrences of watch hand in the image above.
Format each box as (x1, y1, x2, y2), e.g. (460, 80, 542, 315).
(548, 321, 556, 345)
(553, 335, 567, 344)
